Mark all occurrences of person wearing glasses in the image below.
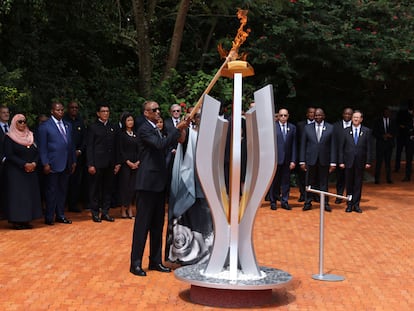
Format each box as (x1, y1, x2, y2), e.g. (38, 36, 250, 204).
(269, 108, 297, 210)
(163, 104, 183, 200)
(338, 110, 372, 213)
(4, 114, 42, 229)
(86, 104, 120, 223)
(38, 102, 77, 225)
(130, 100, 189, 277)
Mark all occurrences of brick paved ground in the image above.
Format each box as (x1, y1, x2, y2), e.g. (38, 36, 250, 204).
(0, 168, 413, 310)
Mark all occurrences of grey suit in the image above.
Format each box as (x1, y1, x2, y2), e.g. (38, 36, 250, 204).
(300, 121, 336, 205)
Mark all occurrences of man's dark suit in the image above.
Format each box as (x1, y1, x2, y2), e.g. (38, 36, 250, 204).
(339, 126, 372, 209)
(64, 114, 87, 211)
(86, 120, 118, 217)
(300, 121, 336, 206)
(130, 118, 180, 268)
(372, 117, 396, 183)
(295, 119, 313, 201)
(333, 120, 351, 197)
(0, 127, 7, 218)
(269, 122, 296, 206)
(38, 117, 76, 222)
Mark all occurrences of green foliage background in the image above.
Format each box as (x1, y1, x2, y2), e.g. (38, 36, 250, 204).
(0, 0, 413, 126)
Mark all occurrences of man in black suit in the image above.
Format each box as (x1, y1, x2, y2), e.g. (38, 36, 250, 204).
(0, 105, 10, 219)
(395, 100, 413, 172)
(403, 107, 414, 181)
(295, 107, 315, 203)
(86, 104, 120, 222)
(373, 107, 396, 184)
(64, 101, 87, 212)
(300, 108, 336, 211)
(130, 100, 189, 277)
(333, 107, 353, 204)
(339, 110, 372, 213)
(269, 108, 296, 210)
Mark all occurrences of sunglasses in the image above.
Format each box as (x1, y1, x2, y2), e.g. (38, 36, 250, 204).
(279, 114, 288, 117)
(172, 110, 181, 113)
(148, 107, 161, 112)
(17, 120, 27, 124)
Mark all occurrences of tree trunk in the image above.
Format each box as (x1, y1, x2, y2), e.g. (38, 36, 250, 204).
(131, 0, 157, 98)
(163, 0, 190, 80)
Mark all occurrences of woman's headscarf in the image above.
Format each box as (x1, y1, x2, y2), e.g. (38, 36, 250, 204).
(7, 114, 34, 146)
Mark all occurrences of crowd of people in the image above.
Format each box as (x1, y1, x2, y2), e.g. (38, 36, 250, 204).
(0, 99, 413, 275)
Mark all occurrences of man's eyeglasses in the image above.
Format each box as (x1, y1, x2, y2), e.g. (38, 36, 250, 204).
(279, 114, 288, 117)
(172, 110, 180, 113)
(17, 120, 27, 124)
(148, 107, 161, 112)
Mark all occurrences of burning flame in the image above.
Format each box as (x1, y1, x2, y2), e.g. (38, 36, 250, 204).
(218, 9, 250, 61)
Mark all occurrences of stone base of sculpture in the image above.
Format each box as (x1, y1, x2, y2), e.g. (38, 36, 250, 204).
(175, 264, 292, 307)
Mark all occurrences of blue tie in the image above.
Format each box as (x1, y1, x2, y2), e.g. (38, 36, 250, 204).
(354, 128, 358, 144)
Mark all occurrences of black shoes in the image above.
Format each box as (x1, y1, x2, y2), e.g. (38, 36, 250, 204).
(335, 198, 343, 204)
(298, 195, 305, 202)
(55, 217, 72, 224)
(101, 214, 115, 222)
(281, 203, 292, 210)
(345, 205, 362, 213)
(402, 177, 411, 182)
(45, 219, 55, 225)
(270, 202, 277, 210)
(130, 262, 171, 276)
(353, 206, 363, 213)
(303, 204, 312, 211)
(13, 223, 33, 230)
(130, 265, 147, 277)
(324, 204, 332, 212)
(92, 215, 101, 222)
(148, 263, 171, 273)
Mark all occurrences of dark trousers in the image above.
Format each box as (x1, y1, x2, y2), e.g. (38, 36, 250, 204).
(345, 165, 364, 207)
(375, 142, 393, 182)
(67, 161, 84, 210)
(306, 163, 329, 205)
(270, 164, 291, 204)
(130, 190, 166, 267)
(336, 167, 346, 196)
(295, 166, 306, 200)
(395, 136, 408, 171)
(88, 166, 114, 216)
(45, 171, 69, 222)
(405, 142, 414, 178)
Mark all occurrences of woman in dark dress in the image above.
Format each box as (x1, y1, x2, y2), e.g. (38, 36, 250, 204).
(116, 113, 140, 218)
(4, 114, 42, 229)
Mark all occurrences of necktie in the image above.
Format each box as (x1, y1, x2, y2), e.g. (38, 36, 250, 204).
(282, 124, 287, 141)
(354, 128, 358, 144)
(3, 124, 8, 133)
(156, 128, 163, 138)
(58, 121, 67, 143)
(385, 118, 389, 133)
(316, 124, 322, 142)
